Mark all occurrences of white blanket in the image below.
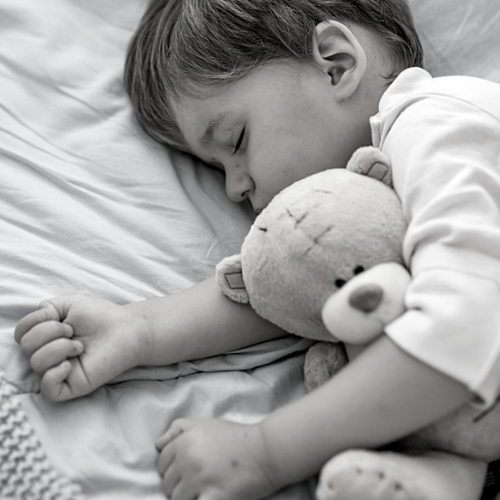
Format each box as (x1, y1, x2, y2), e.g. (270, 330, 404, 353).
(1, 0, 499, 498)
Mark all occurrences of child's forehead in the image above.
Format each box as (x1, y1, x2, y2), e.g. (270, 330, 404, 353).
(170, 94, 231, 152)
(173, 60, 315, 122)
(176, 58, 309, 99)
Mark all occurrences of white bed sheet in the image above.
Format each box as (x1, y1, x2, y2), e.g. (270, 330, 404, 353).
(1, 0, 499, 499)
(409, 0, 500, 83)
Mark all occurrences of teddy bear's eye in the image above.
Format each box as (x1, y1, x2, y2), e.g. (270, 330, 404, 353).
(335, 279, 346, 288)
(354, 266, 365, 275)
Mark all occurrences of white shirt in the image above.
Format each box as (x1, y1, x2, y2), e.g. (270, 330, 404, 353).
(370, 68, 500, 408)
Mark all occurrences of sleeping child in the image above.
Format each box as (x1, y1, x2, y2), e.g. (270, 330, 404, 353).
(14, 0, 500, 499)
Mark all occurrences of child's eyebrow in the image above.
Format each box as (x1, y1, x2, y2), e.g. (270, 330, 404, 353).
(201, 112, 231, 145)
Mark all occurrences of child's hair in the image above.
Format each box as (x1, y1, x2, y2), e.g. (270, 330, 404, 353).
(124, 0, 423, 151)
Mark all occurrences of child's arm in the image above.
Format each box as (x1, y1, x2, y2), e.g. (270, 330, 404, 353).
(260, 336, 470, 485)
(14, 276, 285, 401)
(156, 335, 470, 500)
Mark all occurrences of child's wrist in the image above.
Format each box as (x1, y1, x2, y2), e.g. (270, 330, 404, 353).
(256, 417, 312, 491)
(251, 421, 288, 493)
(122, 302, 156, 366)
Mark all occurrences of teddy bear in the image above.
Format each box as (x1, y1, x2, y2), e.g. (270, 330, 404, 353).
(215, 147, 500, 500)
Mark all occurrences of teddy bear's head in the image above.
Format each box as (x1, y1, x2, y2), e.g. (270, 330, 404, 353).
(216, 147, 407, 342)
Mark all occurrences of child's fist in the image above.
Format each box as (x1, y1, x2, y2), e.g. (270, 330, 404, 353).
(15, 295, 143, 401)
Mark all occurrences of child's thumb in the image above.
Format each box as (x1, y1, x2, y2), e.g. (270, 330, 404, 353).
(155, 418, 198, 450)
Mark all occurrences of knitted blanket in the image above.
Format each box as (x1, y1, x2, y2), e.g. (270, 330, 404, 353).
(0, 372, 85, 500)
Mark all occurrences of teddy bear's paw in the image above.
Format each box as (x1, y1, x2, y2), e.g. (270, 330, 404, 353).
(316, 462, 411, 500)
(316, 449, 486, 500)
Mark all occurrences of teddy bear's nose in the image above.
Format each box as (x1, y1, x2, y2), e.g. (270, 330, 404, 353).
(348, 284, 384, 312)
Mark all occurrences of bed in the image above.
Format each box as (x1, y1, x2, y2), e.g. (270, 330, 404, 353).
(1, 1, 499, 499)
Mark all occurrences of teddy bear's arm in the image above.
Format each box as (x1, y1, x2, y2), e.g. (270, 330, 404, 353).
(304, 341, 349, 392)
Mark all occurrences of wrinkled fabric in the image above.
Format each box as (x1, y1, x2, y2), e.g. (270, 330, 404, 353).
(408, 0, 500, 82)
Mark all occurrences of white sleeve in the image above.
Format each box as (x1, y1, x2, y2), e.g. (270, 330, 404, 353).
(380, 95, 500, 408)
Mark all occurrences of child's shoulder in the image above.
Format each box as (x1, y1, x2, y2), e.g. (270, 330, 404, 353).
(382, 67, 500, 117)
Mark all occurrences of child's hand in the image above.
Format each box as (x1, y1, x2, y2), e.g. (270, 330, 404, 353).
(15, 295, 147, 401)
(156, 418, 277, 500)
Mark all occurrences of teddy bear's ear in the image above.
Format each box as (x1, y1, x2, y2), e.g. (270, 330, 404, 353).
(215, 254, 250, 304)
(346, 146, 392, 186)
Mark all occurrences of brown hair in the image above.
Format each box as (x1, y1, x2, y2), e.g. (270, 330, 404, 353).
(124, 0, 423, 150)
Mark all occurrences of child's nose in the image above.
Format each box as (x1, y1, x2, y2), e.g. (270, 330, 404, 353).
(225, 170, 254, 203)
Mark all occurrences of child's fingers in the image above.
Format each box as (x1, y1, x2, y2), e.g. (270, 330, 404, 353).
(39, 296, 80, 321)
(30, 338, 84, 374)
(18, 321, 74, 357)
(158, 444, 177, 482)
(40, 361, 73, 402)
(155, 418, 197, 451)
(14, 305, 61, 343)
(162, 465, 190, 500)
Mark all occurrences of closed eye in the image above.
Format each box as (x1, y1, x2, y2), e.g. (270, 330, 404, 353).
(232, 127, 246, 155)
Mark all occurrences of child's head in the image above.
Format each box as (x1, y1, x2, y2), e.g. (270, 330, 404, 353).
(125, 0, 422, 211)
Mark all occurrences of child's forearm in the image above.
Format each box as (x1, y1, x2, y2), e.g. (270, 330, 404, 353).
(125, 276, 286, 366)
(259, 335, 471, 490)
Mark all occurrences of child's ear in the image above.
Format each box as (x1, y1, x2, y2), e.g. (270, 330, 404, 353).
(312, 20, 367, 101)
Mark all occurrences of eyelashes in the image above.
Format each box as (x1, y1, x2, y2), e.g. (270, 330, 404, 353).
(232, 127, 246, 155)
